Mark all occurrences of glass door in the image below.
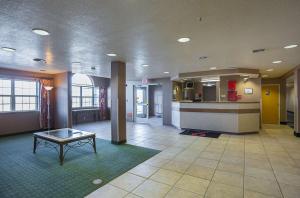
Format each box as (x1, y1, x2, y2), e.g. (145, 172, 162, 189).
(134, 85, 149, 123)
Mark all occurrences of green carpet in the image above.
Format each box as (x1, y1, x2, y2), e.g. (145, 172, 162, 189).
(0, 133, 160, 198)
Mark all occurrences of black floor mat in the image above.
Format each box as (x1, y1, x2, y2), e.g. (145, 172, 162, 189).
(180, 129, 221, 138)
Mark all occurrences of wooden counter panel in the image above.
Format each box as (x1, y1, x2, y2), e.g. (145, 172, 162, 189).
(180, 108, 260, 114)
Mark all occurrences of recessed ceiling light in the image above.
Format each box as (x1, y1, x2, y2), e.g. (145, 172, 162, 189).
(32, 28, 50, 36)
(262, 74, 268, 78)
(177, 37, 190, 43)
(266, 68, 274, 72)
(272, 60, 282, 64)
(284, 44, 298, 49)
(164, 71, 170, 74)
(1, 47, 16, 52)
(106, 53, 117, 57)
(142, 64, 149, 67)
(210, 67, 217, 70)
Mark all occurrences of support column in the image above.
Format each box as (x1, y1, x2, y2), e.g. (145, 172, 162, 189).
(54, 71, 72, 129)
(295, 68, 300, 137)
(111, 61, 126, 144)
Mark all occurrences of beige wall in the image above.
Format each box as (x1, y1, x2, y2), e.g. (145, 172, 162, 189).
(172, 81, 183, 101)
(286, 85, 295, 112)
(295, 69, 300, 133)
(0, 112, 40, 135)
(220, 75, 261, 102)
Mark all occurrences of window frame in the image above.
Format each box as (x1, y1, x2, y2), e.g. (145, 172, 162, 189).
(0, 78, 12, 112)
(0, 77, 39, 113)
(72, 85, 99, 110)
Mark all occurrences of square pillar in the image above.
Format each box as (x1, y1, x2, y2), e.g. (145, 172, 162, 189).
(111, 61, 126, 144)
(295, 68, 300, 136)
(54, 72, 72, 129)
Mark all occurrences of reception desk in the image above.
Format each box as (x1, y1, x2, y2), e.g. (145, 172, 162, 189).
(172, 101, 260, 133)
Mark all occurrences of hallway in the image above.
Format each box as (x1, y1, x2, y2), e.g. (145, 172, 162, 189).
(75, 122, 300, 198)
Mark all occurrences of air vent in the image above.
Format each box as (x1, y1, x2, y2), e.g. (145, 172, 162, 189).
(33, 58, 46, 63)
(252, 48, 265, 53)
(199, 56, 208, 60)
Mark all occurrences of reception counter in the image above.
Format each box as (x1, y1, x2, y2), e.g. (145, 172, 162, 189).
(172, 101, 260, 133)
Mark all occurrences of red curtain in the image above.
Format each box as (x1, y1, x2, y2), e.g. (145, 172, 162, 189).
(99, 87, 107, 120)
(39, 79, 53, 129)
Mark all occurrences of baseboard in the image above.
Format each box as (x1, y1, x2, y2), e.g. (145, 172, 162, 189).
(280, 121, 288, 125)
(0, 128, 48, 137)
(111, 140, 127, 145)
(180, 128, 259, 135)
(294, 131, 300, 137)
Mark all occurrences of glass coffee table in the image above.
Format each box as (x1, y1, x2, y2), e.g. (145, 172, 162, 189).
(33, 128, 96, 165)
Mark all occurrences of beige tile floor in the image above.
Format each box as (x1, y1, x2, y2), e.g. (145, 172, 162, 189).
(75, 122, 300, 198)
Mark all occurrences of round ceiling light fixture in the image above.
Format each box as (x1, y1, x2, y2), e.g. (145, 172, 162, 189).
(106, 53, 117, 57)
(1, 47, 16, 52)
(284, 44, 298, 49)
(272, 60, 282, 64)
(177, 37, 190, 43)
(266, 68, 274, 72)
(32, 28, 50, 36)
(164, 71, 170, 74)
(142, 64, 149, 67)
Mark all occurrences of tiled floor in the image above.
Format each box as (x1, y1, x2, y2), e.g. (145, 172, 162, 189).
(74, 122, 300, 198)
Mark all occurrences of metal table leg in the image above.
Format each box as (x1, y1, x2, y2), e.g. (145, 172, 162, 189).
(33, 136, 37, 153)
(59, 144, 64, 165)
(93, 136, 97, 153)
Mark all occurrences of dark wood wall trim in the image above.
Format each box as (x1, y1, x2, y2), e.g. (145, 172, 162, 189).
(0, 67, 54, 79)
(178, 68, 260, 78)
(180, 108, 260, 114)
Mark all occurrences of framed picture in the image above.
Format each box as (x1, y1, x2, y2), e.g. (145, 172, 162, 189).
(244, 88, 253, 94)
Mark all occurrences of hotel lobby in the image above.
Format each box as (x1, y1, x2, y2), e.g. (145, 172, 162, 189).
(1, 1, 300, 198)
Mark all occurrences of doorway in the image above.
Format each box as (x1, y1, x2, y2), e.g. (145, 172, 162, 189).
(133, 84, 163, 125)
(261, 85, 280, 124)
(134, 85, 149, 123)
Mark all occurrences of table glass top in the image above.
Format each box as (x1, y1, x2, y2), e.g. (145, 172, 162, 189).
(35, 128, 94, 140)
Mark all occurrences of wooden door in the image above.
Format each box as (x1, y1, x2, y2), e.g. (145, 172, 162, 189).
(262, 85, 280, 124)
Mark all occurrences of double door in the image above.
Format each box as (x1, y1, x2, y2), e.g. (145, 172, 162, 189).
(134, 85, 149, 123)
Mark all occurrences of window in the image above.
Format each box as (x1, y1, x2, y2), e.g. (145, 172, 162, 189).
(0, 78, 38, 112)
(72, 74, 98, 108)
(15, 80, 38, 111)
(0, 79, 12, 112)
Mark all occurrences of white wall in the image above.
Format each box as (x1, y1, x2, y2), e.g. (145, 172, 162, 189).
(220, 75, 261, 102)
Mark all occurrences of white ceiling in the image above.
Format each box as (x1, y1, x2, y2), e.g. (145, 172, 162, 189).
(0, 0, 300, 80)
